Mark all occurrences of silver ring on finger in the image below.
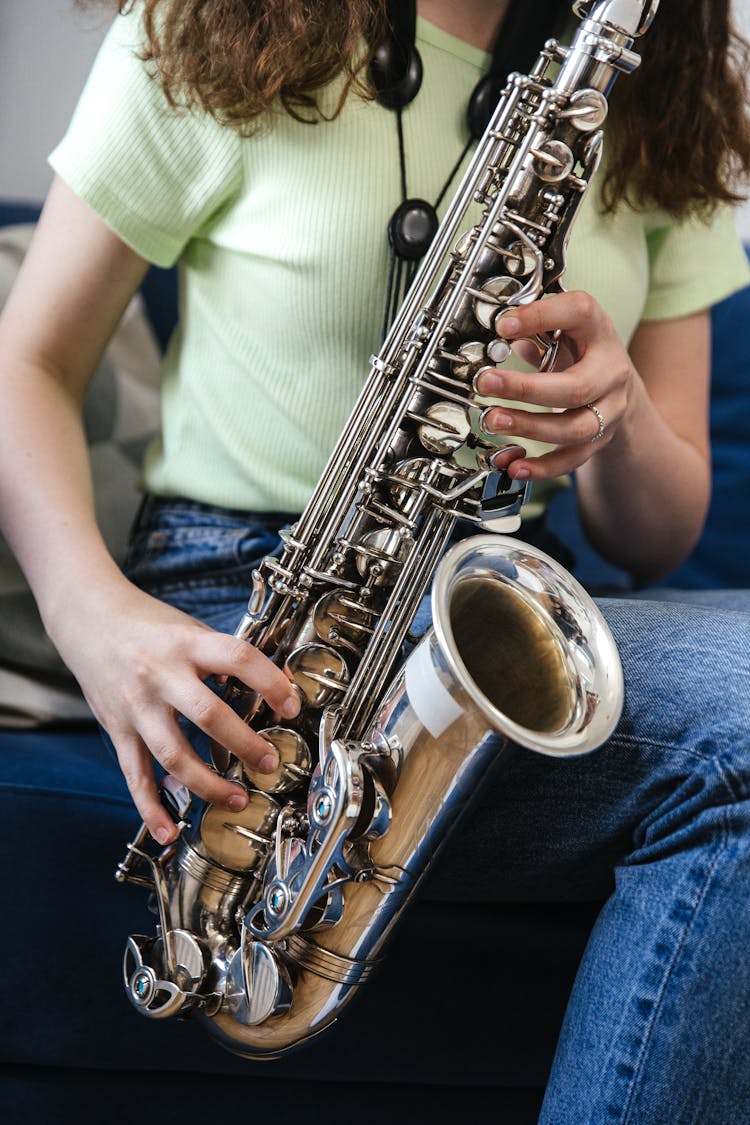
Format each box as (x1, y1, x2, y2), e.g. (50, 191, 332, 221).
(585, 401, 606, 442)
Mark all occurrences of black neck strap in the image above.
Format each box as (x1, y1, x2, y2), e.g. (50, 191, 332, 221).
(468, 0, 564, 138)
(371, 0, 567, 130)
(374, 0, 569, 339)
(370, 0, 422, 109)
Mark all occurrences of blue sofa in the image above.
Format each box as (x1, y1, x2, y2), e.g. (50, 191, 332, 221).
(1, 202, 748, 1124)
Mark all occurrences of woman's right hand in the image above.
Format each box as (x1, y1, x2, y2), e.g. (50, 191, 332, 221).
(51, 574, 300, 845)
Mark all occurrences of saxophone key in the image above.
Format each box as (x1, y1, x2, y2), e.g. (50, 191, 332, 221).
(224, 938, 292, 1026)
(447, 340, 489, 380)
(452, 227, 479, 260)
(313, 590, 378, 652)
(200, 789, 281, 872)
(410, 400, 471, 455)
(471, 276, 523, 329)
(385, 456, 434, 516)
(531, 139, 575, 182)
(559, 89, 608, 130)
(124, 930, 209, 1019)
(244, 726, 312, 794)
(501, 239, 537, 277)
(285, 643, 350, 708)
(486, 339, 512, 365)
(352, 527, 411, 585)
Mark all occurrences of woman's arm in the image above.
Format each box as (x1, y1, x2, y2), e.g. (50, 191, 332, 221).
(0, 178, 151, 610)
(476, 293, 711, 581)
(0, 176, 299, 843)
(577, 310, 710, 579)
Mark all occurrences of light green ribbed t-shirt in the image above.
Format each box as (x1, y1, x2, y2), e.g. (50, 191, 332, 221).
(50, 8, 750, 515)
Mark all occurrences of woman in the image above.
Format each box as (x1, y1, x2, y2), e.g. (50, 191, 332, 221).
(1, 0, 750, 1118)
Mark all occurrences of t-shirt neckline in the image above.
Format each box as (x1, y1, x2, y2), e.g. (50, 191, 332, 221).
(416, 15, 492, 71)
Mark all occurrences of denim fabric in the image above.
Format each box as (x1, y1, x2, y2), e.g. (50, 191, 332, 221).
(126, 496, 750, 1124)
(124, 495, 295, 629)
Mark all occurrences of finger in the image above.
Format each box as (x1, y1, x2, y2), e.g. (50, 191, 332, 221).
(475, 357, 619, 411)
(489, 443, 527, 471)
(505, 438, 609, 482)
(193, 632, 300, 719)
(496, 290, 608, 348)
(167, 680, 282, 774)
(507, 335, 577, 373)
(480, 397, 618, 447)
(114, 734, 179, 844)
(136, 711, 254, 813)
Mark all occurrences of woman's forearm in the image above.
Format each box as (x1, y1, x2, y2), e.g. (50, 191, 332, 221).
(0, 354, 130, 636)
(1, 355, 123, 589)
(0, 178, 152, 632)
(575, 370, 710, 581)
(575, 309, 712, 581)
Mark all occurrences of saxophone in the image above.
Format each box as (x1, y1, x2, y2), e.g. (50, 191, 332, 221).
(116, 0, 657, 1058)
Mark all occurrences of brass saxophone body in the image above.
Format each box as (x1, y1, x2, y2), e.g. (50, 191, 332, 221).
(117, 0, 658, 1058)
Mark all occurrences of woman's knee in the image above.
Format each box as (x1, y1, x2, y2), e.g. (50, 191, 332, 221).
(598, 596, 750, 769)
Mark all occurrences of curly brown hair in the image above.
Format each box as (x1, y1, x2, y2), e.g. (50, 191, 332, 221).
(604, 0, 750, 217)
(93, 1, 750, 218)
(118, 0, 386, 125)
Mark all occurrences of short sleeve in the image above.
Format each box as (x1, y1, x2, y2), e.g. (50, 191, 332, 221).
(642, 204, 750, 321)
(48, 7, 242, 267)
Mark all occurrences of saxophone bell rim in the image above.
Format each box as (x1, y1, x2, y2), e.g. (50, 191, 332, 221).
(430, 533, 624, 758)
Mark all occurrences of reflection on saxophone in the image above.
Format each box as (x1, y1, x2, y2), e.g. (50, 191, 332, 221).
(116, 0, 658, 1058)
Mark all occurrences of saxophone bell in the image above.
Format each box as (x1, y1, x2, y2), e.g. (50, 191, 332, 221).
(427, 534, 622, 756)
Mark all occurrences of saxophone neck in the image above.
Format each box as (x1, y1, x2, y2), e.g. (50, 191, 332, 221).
(573, 0, 659, 39)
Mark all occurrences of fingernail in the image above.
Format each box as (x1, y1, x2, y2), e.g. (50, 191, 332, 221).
(497, 314, 521, 337)
(227, 791, 248, 812)
(156, 827, 172, 845)
(259, 751, 280, 774)
(281, 695, 300, 718)
(513, 466, 531, 479)
(479, 408, 513, 435)
(476, 371, 503, 395)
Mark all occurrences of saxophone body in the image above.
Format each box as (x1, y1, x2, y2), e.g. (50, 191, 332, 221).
(117, 0, 657, 1058)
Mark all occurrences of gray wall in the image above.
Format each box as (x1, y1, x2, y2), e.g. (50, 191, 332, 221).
(0, 1, 109, 200)
(2, 0, 750, 236)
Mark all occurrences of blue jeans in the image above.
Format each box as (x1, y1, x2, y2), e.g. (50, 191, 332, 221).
(125, 496, 750, 1124)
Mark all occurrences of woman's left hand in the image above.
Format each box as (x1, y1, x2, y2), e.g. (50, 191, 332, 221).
(474, 289, 635, 481)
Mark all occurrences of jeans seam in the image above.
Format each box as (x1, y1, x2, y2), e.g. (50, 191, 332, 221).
(712, 750, 750, 803)
(617, 801, 729, 1124)
(610, 732, 732, 768)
